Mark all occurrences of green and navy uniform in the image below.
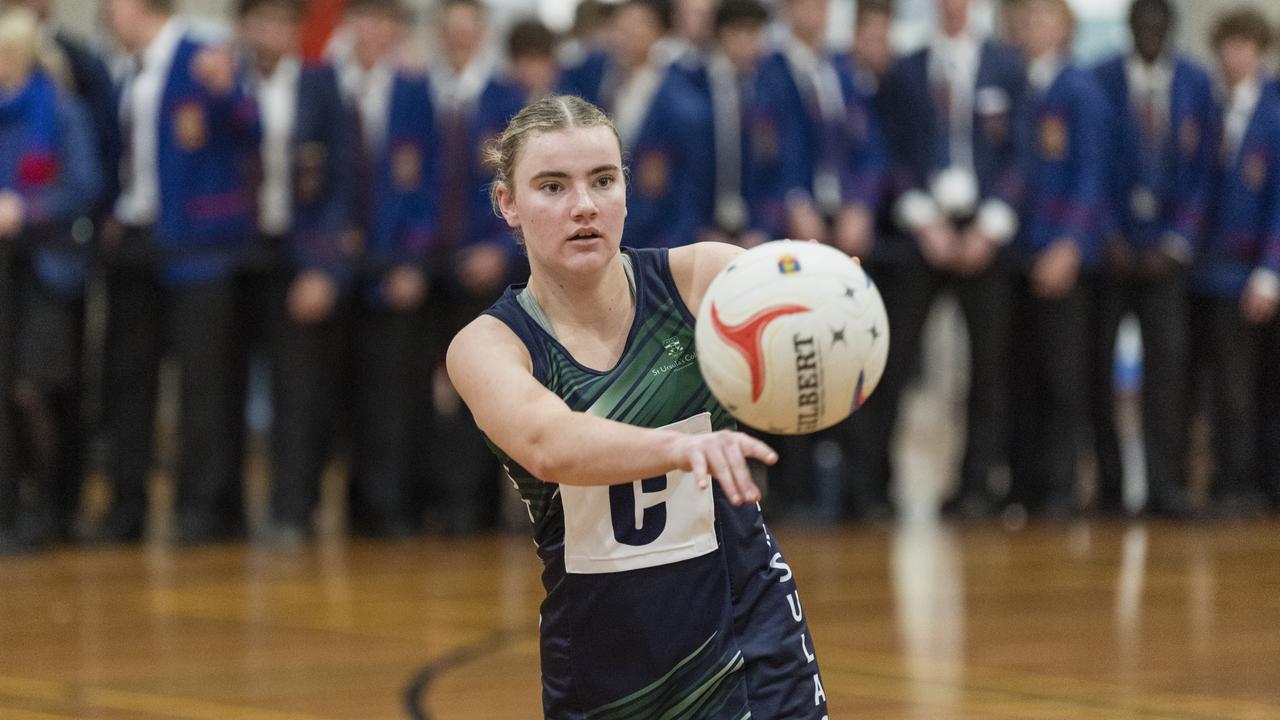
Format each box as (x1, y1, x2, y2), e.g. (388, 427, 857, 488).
(483, 247, 829, 719)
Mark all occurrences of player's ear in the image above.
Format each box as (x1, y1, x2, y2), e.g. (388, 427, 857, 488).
(496, 183, 521, 229)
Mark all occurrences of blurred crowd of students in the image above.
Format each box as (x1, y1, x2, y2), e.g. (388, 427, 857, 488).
(0, 0, 1277, 553)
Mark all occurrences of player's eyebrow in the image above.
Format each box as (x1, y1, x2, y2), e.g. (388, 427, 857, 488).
(529, 165, 620, 183)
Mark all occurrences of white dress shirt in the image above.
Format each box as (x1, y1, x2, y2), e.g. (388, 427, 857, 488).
(430, 53, 494, 118)
(114, 18, 184, 226)
(707, 51, 747, 232)
(255, 57, 300, 237)
(1221, 77, 1261, 166)
(338, 58, 394, 157)
(609, 63, 662, 150)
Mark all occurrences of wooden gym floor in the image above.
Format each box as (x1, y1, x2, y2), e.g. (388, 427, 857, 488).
(1, 519, 1280, 719)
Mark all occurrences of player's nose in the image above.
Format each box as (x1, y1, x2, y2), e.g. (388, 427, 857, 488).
(570, 183, 598, 220)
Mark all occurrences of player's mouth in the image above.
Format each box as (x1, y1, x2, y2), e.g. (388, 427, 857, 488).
(567, 227, 603, 242)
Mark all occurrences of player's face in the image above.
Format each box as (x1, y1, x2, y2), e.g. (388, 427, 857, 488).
(498, 126, 627, 275)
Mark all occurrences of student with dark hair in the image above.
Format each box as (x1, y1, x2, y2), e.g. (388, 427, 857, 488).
(93, 0, 260, 545)
(0, 6, 101, 553)
(690, 0, 774, 248)
(1190, 7, 1280, 518)
(235, 0, 352, 546)
(507, 18, 558, 101)
(849, 0, 894, 97)
(1089, 0, 1214, 517)
(335, 0, 437, 537)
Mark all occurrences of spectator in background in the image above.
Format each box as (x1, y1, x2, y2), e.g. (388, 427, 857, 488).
(506, 18, 558, 101)
(2, 0, 115, 544)
(660, 0, 716, 77)
(94, 0, 260, 545)
(427, 0, 525, 534)
(868, 0, 1025, 520)
(998, 0, 1032, 55)
(849, 0, 894, 98)
(237, 0, 352, 547)
(759, 0, 884, 257)
(1090, 0, 1214, 518)
(1005, 0, 1106, 518)
(559, 0, 711, 249)
(1189, 8, 1280, 518)
(0, 5, 100, 553)
(335, 0, 436, 537)
(692, 0, 777, 248)
(754, 0, 885, 519)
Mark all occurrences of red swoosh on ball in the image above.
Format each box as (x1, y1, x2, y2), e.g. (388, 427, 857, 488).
(710, 302, 811, 402)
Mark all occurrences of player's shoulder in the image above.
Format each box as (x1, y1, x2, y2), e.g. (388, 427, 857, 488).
(448, 313, 531, 374)
(668, 242, 745, 313)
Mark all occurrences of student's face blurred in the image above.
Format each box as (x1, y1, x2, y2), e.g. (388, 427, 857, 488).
(511, 55, 557, 97)
(9, 0, 51, 21)
(498, 126, 627, 276)
(938, 0, 970, 37)
(1023, 1, 1069, 59)
(350, 10, 403, 69)
(674, 0, 715, 47)
(241, 4, 300, 67)
(1130, 3, 1171, 64)
(787, 0, 828, 47)
(718, 22, 765, 73)
(107, 0, 149, 51)
(1217, 36, 1262, 87)
(613, 4, 663, 69)
(854, 11, 891, 76)
(441, 3, 486, 71)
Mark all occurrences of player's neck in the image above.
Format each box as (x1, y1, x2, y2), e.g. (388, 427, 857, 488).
(528, 254, 634, 336)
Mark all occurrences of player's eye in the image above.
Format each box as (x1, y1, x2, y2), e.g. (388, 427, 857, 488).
(595, 174, 616, 189)
(540, 181, 562, 194)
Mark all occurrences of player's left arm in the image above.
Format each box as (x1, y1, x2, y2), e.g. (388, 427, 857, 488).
(668, 241, 744, 315)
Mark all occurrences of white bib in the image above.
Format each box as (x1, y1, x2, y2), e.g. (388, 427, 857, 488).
(560, 413, 719, 574)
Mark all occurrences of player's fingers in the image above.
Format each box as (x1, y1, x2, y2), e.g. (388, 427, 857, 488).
(736, 434, 779, 465)
(704, 443, 742, 505)
(722, 440, 760, 504)
(689, 449, 710, 491)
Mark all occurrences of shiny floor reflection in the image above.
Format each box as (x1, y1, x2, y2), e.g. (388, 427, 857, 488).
(1, 520, 1279, 719)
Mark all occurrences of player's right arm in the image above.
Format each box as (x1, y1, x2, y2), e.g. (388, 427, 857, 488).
(446, 316, 774, 505)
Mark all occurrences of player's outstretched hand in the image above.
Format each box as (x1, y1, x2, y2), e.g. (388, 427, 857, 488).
(674, 431, 777, 506)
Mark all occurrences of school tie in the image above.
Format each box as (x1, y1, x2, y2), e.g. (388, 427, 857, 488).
(438, 104, 470, 249)
(348, 100, 373, 233)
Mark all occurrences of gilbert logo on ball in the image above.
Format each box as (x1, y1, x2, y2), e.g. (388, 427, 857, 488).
(695, 240, 889, 435)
